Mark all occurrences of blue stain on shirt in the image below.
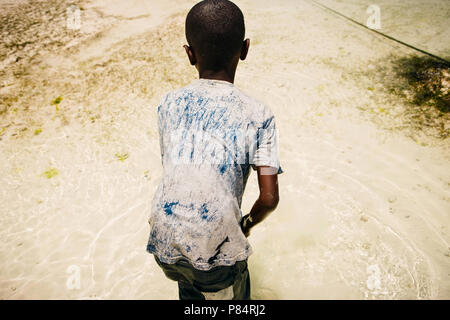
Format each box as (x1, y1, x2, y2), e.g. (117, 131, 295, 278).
(219, 164, 227, 175)
(199, 203, 209, 220)
(163, 201, 179, 216)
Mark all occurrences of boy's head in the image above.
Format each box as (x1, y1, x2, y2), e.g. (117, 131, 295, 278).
(184, 0, 249, 78)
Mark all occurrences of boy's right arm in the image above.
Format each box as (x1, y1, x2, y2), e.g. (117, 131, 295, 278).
(157, 103, 164, 164)
(241, 166, 279, 237)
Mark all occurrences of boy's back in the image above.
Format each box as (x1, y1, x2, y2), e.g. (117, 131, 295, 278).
(147, 0, 281, 300)
(147, 78, 280, 271)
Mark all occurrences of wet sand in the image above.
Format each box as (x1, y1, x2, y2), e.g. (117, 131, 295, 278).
(319, 0, 450, 59)
(0, 0, 449, 299)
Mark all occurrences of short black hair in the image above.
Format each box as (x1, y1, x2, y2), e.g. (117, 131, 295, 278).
(185, 0, 245, 71)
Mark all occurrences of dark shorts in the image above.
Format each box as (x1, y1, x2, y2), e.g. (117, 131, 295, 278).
(154, 255, 251, 300)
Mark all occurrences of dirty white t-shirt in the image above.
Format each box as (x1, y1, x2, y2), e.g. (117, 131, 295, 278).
(146, 78, 282, 271)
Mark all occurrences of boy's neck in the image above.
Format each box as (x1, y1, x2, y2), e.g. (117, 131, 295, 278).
(198, 69, 236, 84)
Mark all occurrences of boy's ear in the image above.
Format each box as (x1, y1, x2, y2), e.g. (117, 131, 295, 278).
(183, 45, 197, 66)
(240, 39, 250, 61)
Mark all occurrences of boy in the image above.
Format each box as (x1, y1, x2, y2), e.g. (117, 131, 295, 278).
(147, 0, 282, 300)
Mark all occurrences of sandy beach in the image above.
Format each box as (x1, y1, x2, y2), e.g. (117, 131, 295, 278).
(0, 0, 449, 299)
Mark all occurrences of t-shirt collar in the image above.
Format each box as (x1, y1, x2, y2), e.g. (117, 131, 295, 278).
(196, 78, 235, 87)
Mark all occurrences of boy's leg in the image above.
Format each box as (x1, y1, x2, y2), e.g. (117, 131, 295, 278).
(154, 255, 204, 299)
(231, 259, 251, 300)
(154, 255, 251, 300)
(178, 281, 205, 300)
(191, 259, 251, 300)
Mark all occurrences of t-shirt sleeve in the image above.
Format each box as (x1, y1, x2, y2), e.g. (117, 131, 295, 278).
(250, 109, 283, 174)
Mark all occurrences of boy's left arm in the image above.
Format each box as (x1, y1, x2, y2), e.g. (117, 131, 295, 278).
(240, 166, 279, 237)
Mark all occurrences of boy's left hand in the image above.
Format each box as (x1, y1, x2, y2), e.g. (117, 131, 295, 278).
(240, 214, 252, 237)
